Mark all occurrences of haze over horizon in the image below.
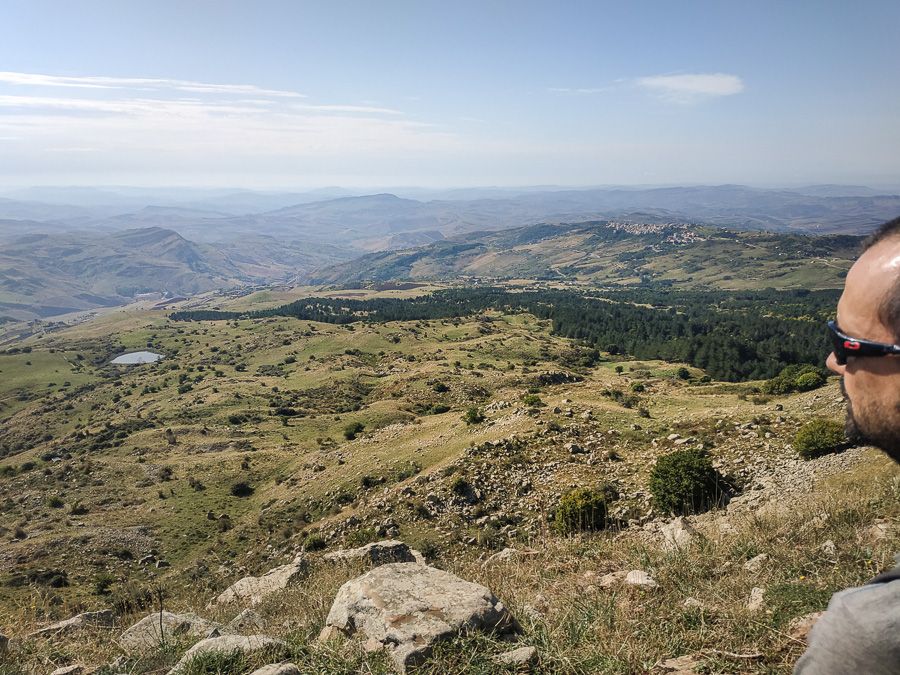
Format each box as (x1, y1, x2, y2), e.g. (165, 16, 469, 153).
(1, 0, 899, 189)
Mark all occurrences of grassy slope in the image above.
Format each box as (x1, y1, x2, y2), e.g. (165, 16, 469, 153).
(0, 299, 897, 673)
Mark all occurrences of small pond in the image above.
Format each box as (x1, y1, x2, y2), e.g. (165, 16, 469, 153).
(110, 351, 164, 365)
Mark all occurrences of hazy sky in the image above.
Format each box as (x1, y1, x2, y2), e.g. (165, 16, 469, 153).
(0, 0, 898, 189)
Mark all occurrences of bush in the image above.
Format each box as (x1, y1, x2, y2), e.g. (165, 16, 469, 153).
(462, 407, 485, 425)
(343, 421, 365, 440)
(763, 364, 828, 395)
(649, 448, 724, 515)
(795, 371, 826, 392)
(554, 486, 611, 535)
(301, 533, 326, 551)
(794, 418, 847, 459)
(230, 481, 254, 497)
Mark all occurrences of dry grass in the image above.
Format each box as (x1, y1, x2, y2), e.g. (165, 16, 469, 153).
(3, 455, 897, 674)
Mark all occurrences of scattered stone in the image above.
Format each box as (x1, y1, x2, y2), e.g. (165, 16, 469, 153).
(248, 663, 301, 675)
(788, 611, 826, 642)
(747, 587, 766, 613)
(120, 611, 223, 651)
(821, 539, 836, 556)
(743, 554, 769, 573)
(323, 540, 416, 567)
(522, 594, 548, 620)
(483, 547, 536, 567)
(50, 667, 84, 675)
(682, 597, 703, 610)
(861, 520, 893, 543)
(492, 645, 538, 668)
(211, 555, 307, 607)
(564, 442, 585, 454)
(323, 562, 518, 672)
(228, 608, 266, 632)
(660, 517, 697, 551)
(597, 571, 628, 588)
(625, 570, 659, 589)
(29, 610, 115, 638)
(657, 654, 704, 674)
(168, 635, 286, 675)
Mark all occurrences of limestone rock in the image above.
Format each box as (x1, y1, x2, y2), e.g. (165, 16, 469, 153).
(821, 539, 836, 556)
(50, 667, 84, 675)
(788, 611, 825, 642)
(228, 608, 266, 632)
(323, 540, 416, 567)
(597, 571, 628, 588)
(747, 586, 766, 613)
(211, 555, 307, 607)
(483, 547, 536, 567)
(743, 554, 769, 573)
(660, 517, 697, 551)
(168, 635, 286, 675)
(324, 562, 518, 672)
(120, 611, 222, 651)
(492, 646, 538, 668)
(248, 663, 301, 675)
(625, 570, 659, 589)
(29, 610, 115, 638)
(658, 654, 704, 674)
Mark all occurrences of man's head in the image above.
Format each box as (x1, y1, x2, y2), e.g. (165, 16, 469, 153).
(827, 216, 900, 462)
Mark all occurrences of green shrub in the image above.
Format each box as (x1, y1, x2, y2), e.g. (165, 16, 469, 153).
(462, 407, 485, 425)
(554, 486, 611, 535)
(521, 394, 544, 407)
(795, 371, 826, 392)
(794, 418, 847, 459)
(301, 533, 326, 551)
(763, 364, 828, 395)
(649, 448, 724, 515)
(229, 481, 254, 497)
(343, 421, 365, 440)
(45, 495, 64, 508)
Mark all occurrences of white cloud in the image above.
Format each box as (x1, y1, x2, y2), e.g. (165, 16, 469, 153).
(0, 72, 462, 184)
(548, 87, 612, 95)
(0, 71, 306, 98)
(636, 73, 744, 103)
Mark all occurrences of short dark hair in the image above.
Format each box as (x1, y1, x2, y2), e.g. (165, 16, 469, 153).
(863, 215, 900, 251)
(863, 216, 900, 340)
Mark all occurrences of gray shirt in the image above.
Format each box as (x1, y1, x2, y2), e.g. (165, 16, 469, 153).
(794, 567, 900, 674)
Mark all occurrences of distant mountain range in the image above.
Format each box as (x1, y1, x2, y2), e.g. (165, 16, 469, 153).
(0, 184, 896, 320)
(0, 227, 348, 320)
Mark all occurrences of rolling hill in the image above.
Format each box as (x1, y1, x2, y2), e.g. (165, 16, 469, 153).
(309, 220, 862, 289)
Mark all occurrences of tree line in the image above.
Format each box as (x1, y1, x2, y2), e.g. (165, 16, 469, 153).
(171, 287, 836, 382)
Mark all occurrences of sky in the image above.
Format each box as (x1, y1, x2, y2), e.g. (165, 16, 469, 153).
(0, 0, 898, 189)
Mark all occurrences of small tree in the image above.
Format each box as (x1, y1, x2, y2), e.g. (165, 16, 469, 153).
(794, 418, 847, 459)
(343, 421, 365, 440)
(554, 486, 611, 535)
(650, 448, 724, 515)
(462, 407, 485, 425)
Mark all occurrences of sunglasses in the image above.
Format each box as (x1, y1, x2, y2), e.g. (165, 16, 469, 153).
(827, 320, 900, 366)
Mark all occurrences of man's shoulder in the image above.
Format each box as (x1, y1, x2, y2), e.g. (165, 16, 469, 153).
(794, 575, 900, 674)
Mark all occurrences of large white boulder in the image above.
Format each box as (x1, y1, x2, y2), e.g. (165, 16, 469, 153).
(323, 562, 518, 672)
(119, 611, 223, 651)
(211, 555, 307, 607)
